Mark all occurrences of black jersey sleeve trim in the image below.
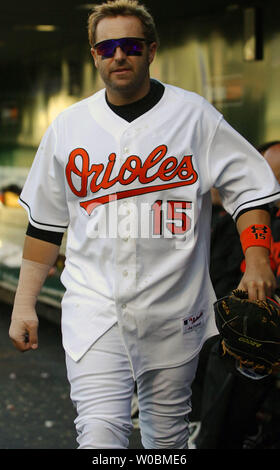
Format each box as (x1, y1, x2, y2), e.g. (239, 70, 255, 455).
(231, 192, 280, 219)
(19, 197, 68, 230)
(235, 204, 270, 222)
(26, 223, 64, 246)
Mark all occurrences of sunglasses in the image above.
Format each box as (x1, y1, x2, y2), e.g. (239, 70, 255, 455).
(94, 37, 147, 59)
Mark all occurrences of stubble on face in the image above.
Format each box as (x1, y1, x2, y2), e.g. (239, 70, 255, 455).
(103, 50, 150, 97)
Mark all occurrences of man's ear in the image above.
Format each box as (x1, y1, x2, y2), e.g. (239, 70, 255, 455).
(148, 42, 157, 65)
(91, 48, 98, 68)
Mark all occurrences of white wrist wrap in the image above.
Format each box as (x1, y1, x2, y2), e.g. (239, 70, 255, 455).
(12, 258, 52, 320)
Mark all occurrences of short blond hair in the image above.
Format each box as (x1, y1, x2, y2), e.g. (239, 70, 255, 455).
(87, 0, 159, 47)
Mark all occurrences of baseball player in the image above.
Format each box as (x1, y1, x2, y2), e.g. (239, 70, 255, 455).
(9, 0, 280, 449)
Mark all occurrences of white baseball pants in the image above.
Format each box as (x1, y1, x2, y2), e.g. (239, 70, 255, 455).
(65, 323, 198, 449)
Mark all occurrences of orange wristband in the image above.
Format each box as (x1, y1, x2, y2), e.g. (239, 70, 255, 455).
(240, 224, 271, 254)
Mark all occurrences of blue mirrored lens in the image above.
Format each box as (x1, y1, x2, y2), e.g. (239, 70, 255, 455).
(95, 37, 145, 58)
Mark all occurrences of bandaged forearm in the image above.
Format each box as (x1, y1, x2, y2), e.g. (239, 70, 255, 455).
(12, 258, 53, 320)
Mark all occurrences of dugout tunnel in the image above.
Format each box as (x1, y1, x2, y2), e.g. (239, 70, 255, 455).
(0, 0, 280, 313)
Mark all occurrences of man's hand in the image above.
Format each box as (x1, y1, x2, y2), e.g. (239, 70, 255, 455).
(237, 246, 276, 300)
(8, 238, 60, 352)
(9, 313, 39, 352)
(236, 209, 276, 300)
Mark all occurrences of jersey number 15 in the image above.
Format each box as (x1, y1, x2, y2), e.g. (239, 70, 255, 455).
(151, 200, 192, 236)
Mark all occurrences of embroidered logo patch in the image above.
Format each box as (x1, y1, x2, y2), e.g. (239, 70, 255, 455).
(183, 311, 204, 333)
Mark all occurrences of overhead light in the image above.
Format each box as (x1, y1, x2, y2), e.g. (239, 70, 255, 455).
(14, 25, 58, 32)
(76, 4, 96, 10)
(35, 25, 58, 32)
(226, 4, 240, 12)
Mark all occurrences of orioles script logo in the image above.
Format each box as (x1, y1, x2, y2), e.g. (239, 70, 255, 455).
(65, 144, 198, 215)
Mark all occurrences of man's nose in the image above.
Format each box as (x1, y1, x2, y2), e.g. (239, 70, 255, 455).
(113, 46, 127, 60)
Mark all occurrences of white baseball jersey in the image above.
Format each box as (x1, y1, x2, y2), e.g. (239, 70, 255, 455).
(19, 81, 280, 378)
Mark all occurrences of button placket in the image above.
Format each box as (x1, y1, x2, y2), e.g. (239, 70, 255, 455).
(114, 129, 139, 347)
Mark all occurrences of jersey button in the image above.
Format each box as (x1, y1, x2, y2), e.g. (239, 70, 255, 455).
(122, 303, 127, 310)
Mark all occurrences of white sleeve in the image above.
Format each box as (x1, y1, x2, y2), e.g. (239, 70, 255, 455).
(207, 117, 280, 219)
(19, 122, 69, 232)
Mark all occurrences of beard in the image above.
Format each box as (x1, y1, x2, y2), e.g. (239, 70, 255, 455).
(99, 55, 151, 101)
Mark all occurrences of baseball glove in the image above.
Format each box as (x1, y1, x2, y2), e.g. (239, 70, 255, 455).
(214, 289, 280, 378)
